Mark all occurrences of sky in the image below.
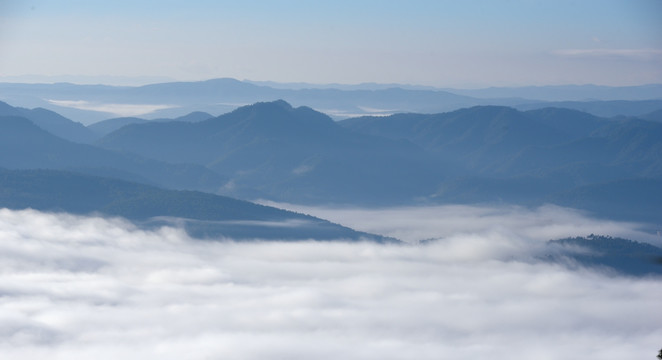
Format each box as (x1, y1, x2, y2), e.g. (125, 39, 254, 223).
(0, 0, 661, 87)
(1, 206, 661, 360)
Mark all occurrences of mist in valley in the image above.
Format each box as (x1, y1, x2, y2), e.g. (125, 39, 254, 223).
(1, 207, 660, 360)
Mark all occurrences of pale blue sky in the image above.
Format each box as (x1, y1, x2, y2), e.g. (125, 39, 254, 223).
(0, 0, 660, 86)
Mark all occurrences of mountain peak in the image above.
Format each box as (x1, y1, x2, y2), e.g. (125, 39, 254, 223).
(460, 105, 520, 115)
(219, 100, 336, 133)
(272, 99, 293, 109)
(251, 99, 293, 111)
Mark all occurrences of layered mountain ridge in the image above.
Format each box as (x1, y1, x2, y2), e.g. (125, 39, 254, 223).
(1, 98, 661, 226)
(97, 100, 446, 204)
(0, 168, 391, 241)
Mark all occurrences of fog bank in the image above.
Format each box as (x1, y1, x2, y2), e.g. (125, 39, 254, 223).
(0, 208, 660, 360)
(261, 202, 662, 244)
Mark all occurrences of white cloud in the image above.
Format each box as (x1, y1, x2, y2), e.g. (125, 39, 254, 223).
(46, 99, 176, 117)
(0, 207, 660, 360)
(292, 164, 314, 175)
(319, 108, 395, 119)
(553, 48, 662, 59)
(259, 202, 661, 245)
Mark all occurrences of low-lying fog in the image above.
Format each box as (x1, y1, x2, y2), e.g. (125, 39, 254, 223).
(1, 206, 660, 360)
(260, 202, 662, 245)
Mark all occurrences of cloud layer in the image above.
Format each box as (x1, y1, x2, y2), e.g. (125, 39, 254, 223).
(47, 99, 176, 117)
(0, 207, 661, 360)
(260, 202, 662, 245)
(554, 48, 662, 59)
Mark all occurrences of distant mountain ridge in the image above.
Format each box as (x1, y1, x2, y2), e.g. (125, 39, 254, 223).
(0, 114, 226, 192)
(446, 84, 662, 101)
(339, 105, 662, 223)
(97, 100, 446, 204)
(342, 106, 572, 172)
(1, 96, 660, 225)
(88, 117, 148, 136)
(0, 168, 392, 241)
(3, 79, 660, 124)
(0, 100, 96, 143)
(515, 99, 662, 118)
(86, 112, 214, 137)
(340, 106, 662, 178)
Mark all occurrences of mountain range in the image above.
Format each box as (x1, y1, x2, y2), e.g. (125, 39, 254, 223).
(340, 106, 662, 179)
(1, 79, 660, 124)
(0, 168, 390, 241)
(96, 100, 445, 204)
(340, 106, 662, 223)
(0, 112, 226, 191)
(1, 93, 661, 242)
(0, 100, 97, 143)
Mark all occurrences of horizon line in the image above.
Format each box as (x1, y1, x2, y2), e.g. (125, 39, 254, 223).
(1, 75, 661, 90)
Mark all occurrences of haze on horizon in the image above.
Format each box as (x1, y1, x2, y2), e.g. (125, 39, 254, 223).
(0, 0, 661, 87)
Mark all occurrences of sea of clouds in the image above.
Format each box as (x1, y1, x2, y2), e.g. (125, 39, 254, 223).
(1, 206, 661, 359)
